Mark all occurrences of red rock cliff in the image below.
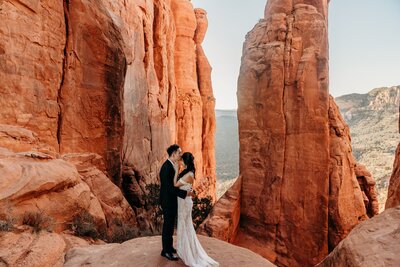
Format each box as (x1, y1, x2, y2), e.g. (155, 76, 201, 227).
(198, 1, 376, 267)
(328, 97, 376, 250)
(170, 1, 216, 201)
(0, 0, 216, 232)
(237, 2, 331, 266)
(195, 8, 217, 201)
(385, 121, 400, 208)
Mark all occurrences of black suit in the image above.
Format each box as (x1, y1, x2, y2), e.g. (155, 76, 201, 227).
(159, 159, 187, 253)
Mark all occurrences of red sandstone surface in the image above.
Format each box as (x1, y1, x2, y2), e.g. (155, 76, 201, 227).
(199, 1, 379, 267)
(0, 0, 217, 235)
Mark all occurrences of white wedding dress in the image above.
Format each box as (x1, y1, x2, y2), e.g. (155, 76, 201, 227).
(177, 179, 219, 267)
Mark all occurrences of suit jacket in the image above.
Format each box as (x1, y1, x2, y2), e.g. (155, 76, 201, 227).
(159, 159, 187, 209)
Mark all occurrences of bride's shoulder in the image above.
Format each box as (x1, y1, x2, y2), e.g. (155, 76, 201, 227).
(186, 171, 194, 183)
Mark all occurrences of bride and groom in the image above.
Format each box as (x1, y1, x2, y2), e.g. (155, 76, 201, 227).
(159, 144, 219, 266)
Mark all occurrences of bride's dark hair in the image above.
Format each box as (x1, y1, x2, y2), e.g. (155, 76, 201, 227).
(182, 152, 196, 178)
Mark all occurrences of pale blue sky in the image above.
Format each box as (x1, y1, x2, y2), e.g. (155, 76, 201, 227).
(192, 0, 400, 110)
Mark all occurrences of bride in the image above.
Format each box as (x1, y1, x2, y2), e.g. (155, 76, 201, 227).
(173, 152, 219, 267)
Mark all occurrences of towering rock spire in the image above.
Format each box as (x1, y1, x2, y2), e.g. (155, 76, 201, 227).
(195, 8, 217, 202)
(200, 1, 375, 266)
(171, 0, 216, 200)
(237, 2, 332, 265)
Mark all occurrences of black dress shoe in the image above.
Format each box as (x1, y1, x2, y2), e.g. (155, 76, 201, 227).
(171, 247, 177, 253)
(161, 252, 178, 261)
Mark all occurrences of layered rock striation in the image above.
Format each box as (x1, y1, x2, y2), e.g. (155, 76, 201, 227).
(0, 0, 217, 232)
(237, 1, 331, 266)
(0, 125, 136, 235)
(195, 8, 217, 201)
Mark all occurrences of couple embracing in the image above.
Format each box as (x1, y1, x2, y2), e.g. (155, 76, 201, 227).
(159, 144, 219, 267)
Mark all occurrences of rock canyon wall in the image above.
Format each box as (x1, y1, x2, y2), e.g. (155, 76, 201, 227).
(200, 1, 378, 267)
(0, 0, 216, 233)
(385, 108, 400, 208)
(386, 145, 400, 209)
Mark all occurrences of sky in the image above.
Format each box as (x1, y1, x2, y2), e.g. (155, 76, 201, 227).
(191, 0, 400, 110)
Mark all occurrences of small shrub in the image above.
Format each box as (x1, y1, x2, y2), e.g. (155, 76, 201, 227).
(143, 183, 161, 208)
(71, 211, 101, 239)
(143, 184, 214, 230)
(22, 211, 54, 233)
(0, 204, 15, 232)
(192, 194, 213, 230)
(0, 219, 14, 232)
(143, 183, 163, 233)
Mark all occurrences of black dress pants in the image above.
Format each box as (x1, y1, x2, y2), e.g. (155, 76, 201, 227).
(161, 207, 177, 253)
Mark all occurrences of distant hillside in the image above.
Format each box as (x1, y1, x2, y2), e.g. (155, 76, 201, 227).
(335, 86, 400, 208)
(215, 110, 239, 184)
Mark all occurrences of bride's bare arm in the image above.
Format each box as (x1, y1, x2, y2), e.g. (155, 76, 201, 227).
(173, 167, 185, 187)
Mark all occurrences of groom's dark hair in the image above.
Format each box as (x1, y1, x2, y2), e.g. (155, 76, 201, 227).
(167, 144, 180, 157)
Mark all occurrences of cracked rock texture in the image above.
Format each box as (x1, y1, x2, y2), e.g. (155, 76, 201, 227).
(237, 2, 332, 266)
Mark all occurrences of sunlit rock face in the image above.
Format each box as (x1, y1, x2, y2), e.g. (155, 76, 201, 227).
(386, 144, 400, 209)
(0, 0, 216, 233)
(237, 1, 331, 266)
(204, 0, 373, 266)
(195, 7, 217, 202)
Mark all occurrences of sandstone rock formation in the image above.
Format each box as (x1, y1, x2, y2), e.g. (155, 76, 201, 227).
(62, 153, 137, 234)
(198, 177, 241, 242)
(316, 206, 400, 267)
(354, 164, 379, 217)
(0, 232, 67, 267)
(237, 1, 331, 266)
(0, 231, 102, 267)
(172, 1, 202, 171)
(386, 144, 400, 209)
(195, 8, 217, 201)
(336, 86, 400, 208)
(0, 0, 65, 151)
(384, 90, 400, 209)
(0, 143, 136, 234)
(0, 0, 217, 233)
(64, 235, 275, 267)
(0, 148, 105, 232)
(171, 0, 216, 199)
(199, 1, 376, 266)
(328, 97, 369, 249)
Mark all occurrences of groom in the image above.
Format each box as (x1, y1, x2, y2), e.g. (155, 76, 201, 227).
(159, 144, 194, 261)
